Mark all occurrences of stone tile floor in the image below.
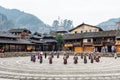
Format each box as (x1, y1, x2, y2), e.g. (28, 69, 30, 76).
(0, 55, 120, 80)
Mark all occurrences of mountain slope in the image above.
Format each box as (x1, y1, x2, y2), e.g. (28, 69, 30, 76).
(97, 18, 120, 30)
(0, 6, 51, 33)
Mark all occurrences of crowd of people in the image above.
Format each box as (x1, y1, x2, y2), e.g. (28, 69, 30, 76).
(94, 45, 117, 59)
(30, 51, 102, 64)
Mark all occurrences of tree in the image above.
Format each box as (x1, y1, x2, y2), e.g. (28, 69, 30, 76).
(63, 19, 73, 30)
(52, 20, 59, 28)
(52, 18, 74, 31)
(56, 34, 64, 50)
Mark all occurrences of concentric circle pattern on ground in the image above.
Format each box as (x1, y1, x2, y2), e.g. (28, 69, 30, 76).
(0, 55, 120, 80)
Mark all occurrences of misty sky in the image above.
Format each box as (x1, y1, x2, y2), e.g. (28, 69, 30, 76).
(0, 0, 120, 26)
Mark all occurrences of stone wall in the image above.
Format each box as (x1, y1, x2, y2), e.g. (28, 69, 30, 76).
(0, 51, 120, 58)
(0, 52, 30, 58)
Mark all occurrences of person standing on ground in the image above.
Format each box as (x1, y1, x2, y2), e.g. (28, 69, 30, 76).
(95, 52, 100, 62)
(80, 52, 83, 59)
(39, 53, 43, 63)
(57, 51, 59, 58)
(44, 52, 47, 59)
(63, 54, 67, 64)
(32, 54, 36, 62)
(84, 54, 87, 64)
(73, 54, 78, 64)
(111, 45, 117, 59)
(66, 53, 69, 59)
(48, 55, 53, 64)
(114, 52, 117, 59)
(90, 54, 94, 63)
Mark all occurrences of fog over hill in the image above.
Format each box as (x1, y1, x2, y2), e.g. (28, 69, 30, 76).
(97, 18, 120, 30)
(0, 6, 51, 33)
(0, 6, 120, 33)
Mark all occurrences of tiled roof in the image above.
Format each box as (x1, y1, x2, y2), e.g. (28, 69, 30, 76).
(0, 32, 19, 38)
(63, 30, 120, 40)
(8, 28, 31, 33)
(29, 39, 44, 44)
(69, 23, 103, 32)
(0, 39, 34, 44)
(30, 35, 42, 39)
(42, 39, 57, 43)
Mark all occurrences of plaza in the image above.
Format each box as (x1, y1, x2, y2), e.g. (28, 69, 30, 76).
(0, 55, 120, 80)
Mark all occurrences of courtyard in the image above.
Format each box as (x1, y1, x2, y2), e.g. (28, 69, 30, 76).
(0, 55, 120, 80)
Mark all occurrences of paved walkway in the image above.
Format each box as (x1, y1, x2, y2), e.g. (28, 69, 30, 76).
(0, 55, 120, 80)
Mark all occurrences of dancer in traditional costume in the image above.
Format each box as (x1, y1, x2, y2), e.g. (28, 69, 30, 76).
(73, 54, 78, 64)
(48, 55, 53, 64)
(63, 54, 67, 64)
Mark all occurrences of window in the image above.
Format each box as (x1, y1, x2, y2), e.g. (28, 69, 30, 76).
(94, 29, 97, 32)
(87, 38, 91, 42)
(83, 30, 86, 33)
(89, 30, 91, 32)
(75, 31, 77, 34)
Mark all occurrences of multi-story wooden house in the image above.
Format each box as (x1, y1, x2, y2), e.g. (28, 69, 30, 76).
(8, 28, 31, 39)
(63, 30, 120, 53)
(0, 31, 57, 52)
(69, 23, 103, 34)
(29, 33, 57, 51)
(0, 32, 34, 52)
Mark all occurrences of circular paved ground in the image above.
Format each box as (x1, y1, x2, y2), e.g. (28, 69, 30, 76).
(0, 55, 120, 80)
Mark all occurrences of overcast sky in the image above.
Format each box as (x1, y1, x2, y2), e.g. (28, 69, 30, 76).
(0, 0, 120, 26)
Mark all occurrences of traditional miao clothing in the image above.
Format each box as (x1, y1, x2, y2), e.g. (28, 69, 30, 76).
(84, 55, 87, 64)
(57, 52, 59, 58)
(32, 55, 36, 62)
(38, 54, 43, 63)
(88, 53, 91, 59)
(90, 55, 94, 63)
(81, 53, 83, 59)
(31, 51, 35, 61)
(66, 53, 69, 59)
(48, 56, 52, 64)
(31, 53, 34, 61)
(63, 55, 67, 64)
(51, 52, 54, 58)
(114, 53, 117, 59)
(73, 55, 78, 64)
(44, 53, 47, 59)
(95, 52, 100, 62)
(95, 56, 99, 62)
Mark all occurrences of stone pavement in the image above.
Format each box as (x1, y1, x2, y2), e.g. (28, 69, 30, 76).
(0, 55, 120, 80)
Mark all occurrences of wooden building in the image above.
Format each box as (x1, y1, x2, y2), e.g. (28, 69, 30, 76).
(69, 23, 103, 34)
(0, 31, 57, 52)
(115, 30, 120, 52)
(63, 30, 120, 53)
(29, 33, 57, 51)
(0, 32, 34, 52)
(8, 28, 31, 39)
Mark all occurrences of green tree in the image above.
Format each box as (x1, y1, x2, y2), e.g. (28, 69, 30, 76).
(56, 34, 64, 50)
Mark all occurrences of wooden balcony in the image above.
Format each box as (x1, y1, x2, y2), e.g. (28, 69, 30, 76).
(83, 42, 93, 46)
(73, 42, 82, 46)
(93, 41, 102, 44)
(64, 43, 73, 47)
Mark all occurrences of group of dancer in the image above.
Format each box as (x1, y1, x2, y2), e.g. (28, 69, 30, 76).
(31, 51, 59, 64)
(30, 51, 101, 64)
